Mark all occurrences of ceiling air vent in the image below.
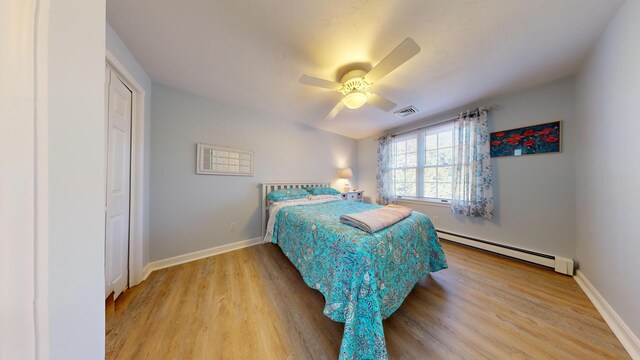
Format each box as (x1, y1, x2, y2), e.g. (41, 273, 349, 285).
(394, 106, 419, 118)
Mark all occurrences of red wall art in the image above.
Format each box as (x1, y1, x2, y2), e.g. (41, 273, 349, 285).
(490, 121, 561, 157)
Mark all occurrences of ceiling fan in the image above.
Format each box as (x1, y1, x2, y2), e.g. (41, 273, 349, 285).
(299, 38, 421, 121)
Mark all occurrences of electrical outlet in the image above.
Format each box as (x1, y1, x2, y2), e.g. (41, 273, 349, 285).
(229, 223, 237, 232)
(433, 216, 439, 224)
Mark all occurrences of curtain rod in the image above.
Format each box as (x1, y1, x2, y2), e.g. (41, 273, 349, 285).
(381, 104, 499, 139)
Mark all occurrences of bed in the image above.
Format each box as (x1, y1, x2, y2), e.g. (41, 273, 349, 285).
(262, 182, 448, 360)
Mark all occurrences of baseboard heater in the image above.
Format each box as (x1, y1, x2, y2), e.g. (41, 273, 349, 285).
(436, 229, 574, 275)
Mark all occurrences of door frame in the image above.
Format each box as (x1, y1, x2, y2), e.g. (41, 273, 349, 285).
(1, 0, 50, 358)
(105, 50, 146, 287)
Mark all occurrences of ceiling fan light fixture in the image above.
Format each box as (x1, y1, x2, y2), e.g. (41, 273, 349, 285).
(342, 90, 367, 109)
(298, 38, 420, 119)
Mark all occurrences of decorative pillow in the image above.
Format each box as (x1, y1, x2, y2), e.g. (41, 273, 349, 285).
(304, 186, 341, 196)
(266, 188, 310, 202)
(310, 194, 342, 201)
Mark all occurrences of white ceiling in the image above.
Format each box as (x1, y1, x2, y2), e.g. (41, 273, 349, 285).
(107, 0, 623, 139)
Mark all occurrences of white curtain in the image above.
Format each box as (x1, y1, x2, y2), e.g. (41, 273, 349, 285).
(376, 134, 396, 205)
(451, 108, 494, 218)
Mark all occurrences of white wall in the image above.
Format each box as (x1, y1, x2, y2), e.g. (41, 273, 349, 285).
(575, 0, 640, 343)
(149, 84, 358, 261)
(0, 1, 39, 358)
(106, 23, 152, 267)
(359, 77, 577, 258)
(48, 0, 106, 359)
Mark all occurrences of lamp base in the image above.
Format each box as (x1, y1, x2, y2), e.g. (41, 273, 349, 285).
(343, 183, 351, 193)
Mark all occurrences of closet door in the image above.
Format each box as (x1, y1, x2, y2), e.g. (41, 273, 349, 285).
(105, 68, 132, 299)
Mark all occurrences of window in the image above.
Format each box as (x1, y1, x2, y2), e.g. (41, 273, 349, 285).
(391, 122, 454, 202)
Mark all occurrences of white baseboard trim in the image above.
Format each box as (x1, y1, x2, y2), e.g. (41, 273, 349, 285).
(574, 270, 640, 359)
(141, 263, 153, 281)
(436, 230, 574, 275)
(142, 237, 263, 280)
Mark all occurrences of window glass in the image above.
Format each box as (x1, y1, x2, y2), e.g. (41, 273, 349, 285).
(425, 134, 438, 150)
(438, 182, 453, 199)
(425, 150, 437, 166)
(406, 139, 417, 152)
(438, 131, 453, 148)
(407, 153, 417, 167)
(425, 182, 437, 198)
(437, 166, 453, 182)
(424, 167, 437, 182)
(438, 148, 453, 165)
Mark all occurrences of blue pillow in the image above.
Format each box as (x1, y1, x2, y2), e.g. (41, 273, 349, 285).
(304, 186, 341, 195)
(266, 188, 310, 202)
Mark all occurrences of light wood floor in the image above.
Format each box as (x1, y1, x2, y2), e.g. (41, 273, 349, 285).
(106, 241, 629, 359)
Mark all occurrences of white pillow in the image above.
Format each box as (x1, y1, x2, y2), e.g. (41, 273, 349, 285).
(268, 196, 310, 207)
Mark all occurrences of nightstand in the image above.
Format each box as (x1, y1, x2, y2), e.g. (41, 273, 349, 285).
(341, 190, 364, 202)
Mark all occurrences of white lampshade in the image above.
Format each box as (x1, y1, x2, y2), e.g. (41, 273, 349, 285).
(342, 91, 367, 109)
(338, 167, 353, 179)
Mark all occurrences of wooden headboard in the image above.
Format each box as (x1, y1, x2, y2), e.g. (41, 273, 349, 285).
(261, 182, 331, 237)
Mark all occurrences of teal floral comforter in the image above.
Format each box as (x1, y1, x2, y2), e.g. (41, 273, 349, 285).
(269, 200, 448, 359)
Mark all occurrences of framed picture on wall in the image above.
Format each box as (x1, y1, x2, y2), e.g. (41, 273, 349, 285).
(196, 143, 254, 176)
(490, 121, 561, 157)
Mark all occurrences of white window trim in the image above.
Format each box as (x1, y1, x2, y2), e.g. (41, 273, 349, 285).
(396, 197, 452, 207)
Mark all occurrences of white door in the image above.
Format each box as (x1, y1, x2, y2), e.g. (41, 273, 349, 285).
(105, 67, 132, 299)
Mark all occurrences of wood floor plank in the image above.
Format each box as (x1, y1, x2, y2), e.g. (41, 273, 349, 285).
(106, 241, 630, 359)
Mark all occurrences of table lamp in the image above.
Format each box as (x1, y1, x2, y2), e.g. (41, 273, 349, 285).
(338, 167, 353, 193)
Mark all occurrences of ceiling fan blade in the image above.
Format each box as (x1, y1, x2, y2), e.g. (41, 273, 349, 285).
(324, 101, 345, 121)
(299, 75, 342, 90)
(367, 93, 397, 112)
(364, 38, 421, 84)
